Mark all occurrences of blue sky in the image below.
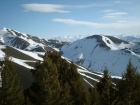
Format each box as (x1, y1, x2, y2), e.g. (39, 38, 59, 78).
(0, 0, 140, 38)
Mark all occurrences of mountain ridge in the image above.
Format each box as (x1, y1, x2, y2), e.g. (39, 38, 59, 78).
(0, 27, 68, 52)
(61, 34, 140, 76)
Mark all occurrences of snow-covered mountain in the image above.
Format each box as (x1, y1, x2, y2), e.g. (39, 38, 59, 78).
(61, 35, 140, 76)
(0, 27, 67, 52)
(0, 27, 122, 89)
(53, 34, 140, 43)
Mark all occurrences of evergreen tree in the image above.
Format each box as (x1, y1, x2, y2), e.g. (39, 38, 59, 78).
(29, 51, 90, 105)
(117, 60, 140, 105)
(0, 54, 24, 105)
(25, 96, 34, 105)
(96, 69, 118, 105)
(44, 51, 90, 104)
(29, 52, 72, 105)
(89, 86, 100, 105)
(68, 62, 90, 105)
(132, 73, 140, 105)
(0, 87, 3, 104)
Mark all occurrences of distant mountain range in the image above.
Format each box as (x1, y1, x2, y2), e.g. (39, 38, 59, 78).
(53, 34, 140, 42)
(53, 35, 89, 42)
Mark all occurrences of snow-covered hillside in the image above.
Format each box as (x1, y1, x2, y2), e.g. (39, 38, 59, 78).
(61, 35, 140, 76)
(0, 45, 43, 68)
(0, 27, 67, 52)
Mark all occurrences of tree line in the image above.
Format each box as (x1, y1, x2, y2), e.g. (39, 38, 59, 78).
(0, 52, 140, 105)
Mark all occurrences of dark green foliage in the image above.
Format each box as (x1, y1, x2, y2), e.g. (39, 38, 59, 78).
(99, 70, 118, 105)
(47, 52, 90, 105)
(30, 52, 62, 105)
(0, 87, 2, 105)
(89, 86, 100, 105)
(0, 54, 24, 105)
(90, 69, 118, 105)
(68, 62, 90, 105)
(117, 60, 140, 105)
(28, 51, 90, 105)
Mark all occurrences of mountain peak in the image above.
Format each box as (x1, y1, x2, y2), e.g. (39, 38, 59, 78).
(61, 35, 140, 76)
(1, 27, 7, 30)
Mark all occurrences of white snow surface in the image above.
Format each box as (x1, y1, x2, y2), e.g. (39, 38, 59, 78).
(61, 35, 140, 76)
(83, 78, 94, 87)
(11, 57, 34, 69)
(0, 45, 42, 69)
(11, 46, 43, 61)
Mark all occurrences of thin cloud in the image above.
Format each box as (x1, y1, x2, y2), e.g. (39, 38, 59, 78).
(102, 9, 128, 19)
(106, 12, 128, 16)
(102, 9, 116, 13)
(52, 18, 140, 35)
(22, 3, 109, 13)
(52, 18, 121, 28)
(117, 20, 126, 23)
(114, 1, 132, 4)
(22, 3, 70, 13)
(114, 1, 121, 4)
(103, 15, 116, 18)
(67, 4, 109, 9)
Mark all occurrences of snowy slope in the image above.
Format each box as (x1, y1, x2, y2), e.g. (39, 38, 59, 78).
(0, 45, 43, 68)
(61, 35, 140, 76)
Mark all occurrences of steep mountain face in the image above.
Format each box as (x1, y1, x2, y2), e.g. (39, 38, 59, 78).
(61, 35, 140, 76)
(0, 27, 67, 52)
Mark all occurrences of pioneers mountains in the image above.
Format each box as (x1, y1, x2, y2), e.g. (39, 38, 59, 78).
(0, 27, 140, 88)
(0, 27, 110, 89)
